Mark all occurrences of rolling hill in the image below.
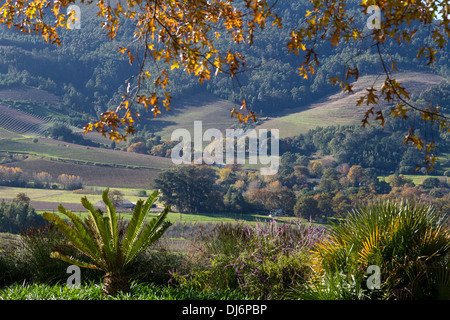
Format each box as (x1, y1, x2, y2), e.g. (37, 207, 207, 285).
(141, 91, 240, 140)
(0, 70, 446, 187)
(0, 102, 173, 188)
(254, 72, 446, 138)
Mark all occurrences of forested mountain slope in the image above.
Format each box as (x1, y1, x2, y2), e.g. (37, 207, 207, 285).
(0, 0, 447, 138)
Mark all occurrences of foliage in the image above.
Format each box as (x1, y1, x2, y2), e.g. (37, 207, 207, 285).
(280, 117, 449, 175)
(14, 224, 102, 285)
(57, 174, 83, 190)
(303, 200, 450, 300)
(0, 165, 85, 190)
(293, 196, 319, 221)
(173, 220, 326, 299)
(0, 165, 26, 187)
(154, 165, 223, 213)
(0, 224, 184, 288)
(46, 123, 100, 147)
(0, 0, 447, 164)
(0, 198, 46, 234)
(42, 188, 172, 296)
(0, 280, 248, 300)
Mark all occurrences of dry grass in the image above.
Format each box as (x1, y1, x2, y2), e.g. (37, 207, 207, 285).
(142, 92, 240, 140)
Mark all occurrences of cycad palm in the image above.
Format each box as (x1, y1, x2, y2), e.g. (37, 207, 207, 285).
(42, 188, 172, 297)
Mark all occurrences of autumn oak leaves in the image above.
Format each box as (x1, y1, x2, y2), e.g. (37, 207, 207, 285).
(88, 0, 280, 141)
(0, 0, 448, 170)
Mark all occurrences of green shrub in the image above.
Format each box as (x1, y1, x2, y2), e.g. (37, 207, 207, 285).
(0, 200, 47, 234)
(174, 220, 326, 299)
(17, 225, 102, 285)
(304, 200, 450, 300)
(1, 225, 184, 288)
(126, 241, 186, 286)
(42, 188, 172, 297)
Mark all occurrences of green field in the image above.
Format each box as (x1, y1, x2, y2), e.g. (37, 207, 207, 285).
(0, 185, 285, 225)
(0, 186, 148, 204)
(0, 137, 172, 169)
(53, 210, 280, 225)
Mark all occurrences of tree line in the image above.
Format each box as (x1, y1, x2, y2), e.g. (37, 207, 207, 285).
(279, 116, 450, 176)
(0, 195, 46, 233)
(0, 165, 83, 190)
(152, 117, 449, 220)
(153, 162, 449, 221)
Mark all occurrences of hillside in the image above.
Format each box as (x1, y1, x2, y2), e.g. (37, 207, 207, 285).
(255, 72, 446, 138)
(0, 102, 173, 188)
(0, 0, 447, 190)
(141, 91, 240, 139)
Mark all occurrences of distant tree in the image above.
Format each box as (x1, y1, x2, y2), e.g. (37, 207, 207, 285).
(294, 196, 319, 221)
(219, 167, 236, 185)
(0, 200, 46, 234)
(332, 193, 354, 216)
(318, 168, 341, 193)
(109, 189, 125, 208)
(57, 174, 83, 190)
(386, 175, 414, 188)
(46, 123, 99, 147)
(421, 177, 441, 190)
(347, 165, 365, 187)
(154, 165, 221, 213)
(266, 189, 296, 215)
(224, 187, 251, 213)
(15, 193, 30, 205)
(127, 141, 148, 154)
(313, 193, 335, 221)
(0, 166, 26, 187)
(33, 171, 53, 189)
(309, 160, 323, 177)
(294, 166, 310, 178)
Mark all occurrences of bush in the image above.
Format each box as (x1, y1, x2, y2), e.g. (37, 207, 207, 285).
(0, 200, 47, 234)
(302, 200, 450, 300)
(0, 224, 98, 287)
(173, 220, 326, 299)
(126, 240, 186, 286)
(1, 224, 183, 288)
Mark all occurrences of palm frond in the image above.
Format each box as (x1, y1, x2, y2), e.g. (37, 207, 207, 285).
(122, 190, 160, 257)
(50, 251, 101, 270)
(125, 205, 172, 266)
(101, 188, 119, 249)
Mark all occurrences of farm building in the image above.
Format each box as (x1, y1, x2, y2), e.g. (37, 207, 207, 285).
(94, 199, 135, 211)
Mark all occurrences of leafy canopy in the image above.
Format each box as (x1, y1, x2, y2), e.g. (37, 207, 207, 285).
(0, 0, 448, 168)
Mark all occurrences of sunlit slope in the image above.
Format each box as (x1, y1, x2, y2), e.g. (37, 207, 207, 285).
(255, 72, 445, 138)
